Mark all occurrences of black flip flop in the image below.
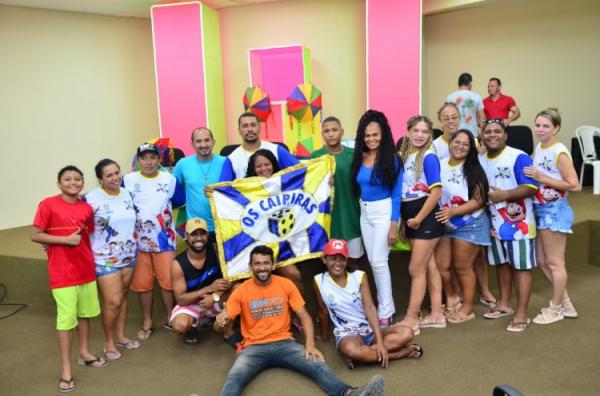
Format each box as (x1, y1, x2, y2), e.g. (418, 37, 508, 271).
(407, 343, 423, 359)
(224, 332, 243, 349)
(183, 330, 200, 345)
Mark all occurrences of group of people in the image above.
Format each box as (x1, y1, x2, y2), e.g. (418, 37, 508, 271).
(32, 73, 579, 394)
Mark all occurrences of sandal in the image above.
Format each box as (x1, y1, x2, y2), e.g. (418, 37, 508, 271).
(116, 340, 141, 350)
(58, 378, 75, 393)
(163, 322, 173, 331)
(137, 327, 153, 340)
(78, 355, 108, 368)
(533, 303, 564, 325)
(483, 307, 514, 319)
(103, 347, 122, 361)
(506, 318, 531, 332)
(406, 344, 423, 359)
(447, 310, 475, 324)
(183, 329, 200, 345)
(224, 332, 243, 349)
(418, 314, 446, 329)
(479, 297, 498, 309)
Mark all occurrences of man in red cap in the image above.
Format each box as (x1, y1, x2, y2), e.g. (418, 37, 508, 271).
(314, 239, 423, 369)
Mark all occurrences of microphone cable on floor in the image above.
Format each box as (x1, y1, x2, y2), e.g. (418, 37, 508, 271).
(0, 283, 27, 319)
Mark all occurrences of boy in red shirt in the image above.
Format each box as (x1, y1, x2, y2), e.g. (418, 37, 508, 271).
(31, 165, 107, 393)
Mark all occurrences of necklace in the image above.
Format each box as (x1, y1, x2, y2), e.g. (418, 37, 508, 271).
(198, 156, 213, 180)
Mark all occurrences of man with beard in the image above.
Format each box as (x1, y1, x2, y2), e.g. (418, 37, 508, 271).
(478, 119, 538, 332)
(169, 218, 238, 346)
(173, 128, 235, 243)
(227, 112, 299, 179)
(216, 245, 385, 396)
(483, 78, 521, 127)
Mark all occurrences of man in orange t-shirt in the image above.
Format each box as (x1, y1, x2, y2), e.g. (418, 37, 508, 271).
(216, 245, 384, 396)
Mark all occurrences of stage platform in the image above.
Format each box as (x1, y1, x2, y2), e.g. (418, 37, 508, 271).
(1, 189, 599, 395)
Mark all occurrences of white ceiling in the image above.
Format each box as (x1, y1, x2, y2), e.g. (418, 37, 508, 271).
(0, 0, 281, 18)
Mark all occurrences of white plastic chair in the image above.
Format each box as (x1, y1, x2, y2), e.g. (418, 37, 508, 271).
(575, 125, 600, 194)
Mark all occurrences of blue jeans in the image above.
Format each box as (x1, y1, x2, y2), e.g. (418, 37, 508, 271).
(220, 339, 351, 396)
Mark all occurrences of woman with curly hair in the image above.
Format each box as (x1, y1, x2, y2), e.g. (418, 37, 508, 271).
(397, 115, 445, 334)
(351, 110, 403, 327)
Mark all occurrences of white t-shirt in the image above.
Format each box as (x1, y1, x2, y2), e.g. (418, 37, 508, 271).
(531, 142, 571, 205)
(86, 187, 137, 267)
(439, 158, 483, 230)
(123, 171, 177, 252)
(479, 146, 537, 240)
(401, 150, 442, 200)
(314, 270, 372, 338)
(432, 136, 450, 160)
(446, 89, 484, 137)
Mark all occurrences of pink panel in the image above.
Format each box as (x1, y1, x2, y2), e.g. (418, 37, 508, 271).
(249, 46, 304, 101)
(152, 3, 206, 155)
(367, 0, 421, 139)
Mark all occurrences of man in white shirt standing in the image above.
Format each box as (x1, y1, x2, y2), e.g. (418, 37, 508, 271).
(446, 73, 485, 138)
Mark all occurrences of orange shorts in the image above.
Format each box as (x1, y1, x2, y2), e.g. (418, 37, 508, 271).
(130, 251, 175, 292)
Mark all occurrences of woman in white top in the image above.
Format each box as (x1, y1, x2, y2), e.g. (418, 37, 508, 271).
(435, 129, 491, 323)
(432, 103, 461, 160)
(397, 115, 445, 333)
(523, 108, 579, 324)
(87, 159, 139, 360)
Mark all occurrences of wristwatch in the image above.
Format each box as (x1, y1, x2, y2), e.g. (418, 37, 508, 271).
(212, 293, 220, 303)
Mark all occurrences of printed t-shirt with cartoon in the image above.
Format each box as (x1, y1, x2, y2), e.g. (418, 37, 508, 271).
(311, 146, 361, 240)
(401, 150, 442, 200)
(226, 275, 304, 348)
(439, 158, 484, 230)
(531, 142, 571, 205)
(33, 195, 96, 289)
(446, 89, 484, 137)
(85, 187, 137, 268)
(314, 270, 372, 339)
(228, 140, 299, 180)
(479, 146, 538, 240)
(173, 154, 235, 232)
(123, 171, 180, 252)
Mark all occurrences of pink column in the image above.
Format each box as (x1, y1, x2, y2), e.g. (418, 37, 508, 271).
(152, 3, 208, 154)
(366, 0, 421, 139)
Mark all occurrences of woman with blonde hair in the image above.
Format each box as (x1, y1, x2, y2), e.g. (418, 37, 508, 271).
(397, 115, 446, 333)
(524, 108, 579, 324)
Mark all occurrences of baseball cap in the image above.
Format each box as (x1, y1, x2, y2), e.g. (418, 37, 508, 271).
(137, 143, 160, 156)
(185, 218, 208, 234)
(322, 239, 349, 258)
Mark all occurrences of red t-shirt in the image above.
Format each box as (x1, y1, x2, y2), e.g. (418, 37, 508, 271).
(483, 94, 516, 119)
(227, 275, 305, 348)
(33, 195, 96, 289)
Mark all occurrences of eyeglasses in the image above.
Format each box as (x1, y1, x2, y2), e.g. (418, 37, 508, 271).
(441, 116, 459, 122)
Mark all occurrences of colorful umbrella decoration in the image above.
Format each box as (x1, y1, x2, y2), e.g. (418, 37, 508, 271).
(286, 83, 322, 156)
(287, 83, 322, 123)
(243, 86, 271, 122)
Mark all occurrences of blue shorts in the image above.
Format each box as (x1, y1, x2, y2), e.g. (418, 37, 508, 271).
(446, 212, 492, 246)
(534, 199, 573, 234)
(95, 260, 136, 277)
(335, 332, 375, 349)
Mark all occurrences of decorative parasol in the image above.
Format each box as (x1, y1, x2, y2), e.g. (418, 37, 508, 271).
(286, 83, 322, 156)
(243, 86, 271, 122)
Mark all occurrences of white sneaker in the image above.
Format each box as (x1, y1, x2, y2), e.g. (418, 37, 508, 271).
(533, 301, 564, 325)
(561, 299, 578, 318)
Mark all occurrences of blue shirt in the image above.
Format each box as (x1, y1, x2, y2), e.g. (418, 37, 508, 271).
(173, 155, 235, 231)
(356, 158, 403, 221)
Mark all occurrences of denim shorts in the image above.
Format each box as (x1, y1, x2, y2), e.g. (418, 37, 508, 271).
(534, 199, 573, 234)
(446, 212, 492, 246)
(335, 332, 375, 349)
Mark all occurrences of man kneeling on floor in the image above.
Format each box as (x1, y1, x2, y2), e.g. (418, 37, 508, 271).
(216, 245, 385, 396)
(170, 218, 240, 346)
(314, 239, 423, 370)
